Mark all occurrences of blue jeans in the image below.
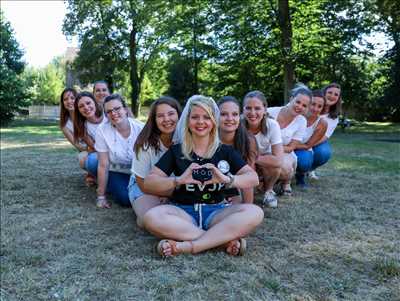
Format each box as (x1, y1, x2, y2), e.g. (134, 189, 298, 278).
(86, 154, 131, 206)
(84, 152, 98, 174)
(312, 140, 332, 170)
(295, 149, 314, 173)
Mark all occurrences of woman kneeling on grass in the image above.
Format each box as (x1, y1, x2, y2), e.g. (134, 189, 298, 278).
(294, 90, 327, 187)
(74, 92, 108, 186)
(218, 96, 258, 204)
(267, 84, 311, 196)
(129, 96, 181, 227)
(307, 83, 342, 180)
(93, 94, 143, 208)
(60, 88, 86, 151)
(243, 91, 283, 208)
(143, 95, 263, 257)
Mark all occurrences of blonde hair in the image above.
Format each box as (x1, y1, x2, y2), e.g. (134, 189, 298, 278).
(181, 95, 220, 160)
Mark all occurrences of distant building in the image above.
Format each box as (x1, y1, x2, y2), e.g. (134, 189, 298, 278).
(65, 47, 82, 88)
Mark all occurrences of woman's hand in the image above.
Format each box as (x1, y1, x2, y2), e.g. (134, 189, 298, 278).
(176, 163, 203, 186)
(202, 163, 230, 185)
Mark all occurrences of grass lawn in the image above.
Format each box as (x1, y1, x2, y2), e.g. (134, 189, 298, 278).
(1, 119, 399, 301)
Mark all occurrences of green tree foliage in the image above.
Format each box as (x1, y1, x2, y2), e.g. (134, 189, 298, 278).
(63, 0, 178, 116)
(374, 0, 400, 121)
(62, 0, 397, 121)
(0, 12, 27, 123)
(22, 57, 65, 105)
(63, 0, 127, 91)
(166, 53, 196, 104)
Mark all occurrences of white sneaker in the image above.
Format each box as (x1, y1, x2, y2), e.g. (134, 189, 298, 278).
(308, 171, 319, 180)
(263, 190, 278, 208)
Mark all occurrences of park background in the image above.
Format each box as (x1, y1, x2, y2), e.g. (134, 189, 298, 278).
(1, 0, 399, 122)
(1, 1, 399, 300)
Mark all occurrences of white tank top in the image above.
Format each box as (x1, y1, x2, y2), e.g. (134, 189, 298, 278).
(302, 117, 321, 143)
(65, 118, 74, 133)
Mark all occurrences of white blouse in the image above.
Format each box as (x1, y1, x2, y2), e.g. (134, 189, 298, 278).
(267, 106, 306, 145)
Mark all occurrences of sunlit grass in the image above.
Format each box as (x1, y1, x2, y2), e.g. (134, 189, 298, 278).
(1, 118, 399, 300)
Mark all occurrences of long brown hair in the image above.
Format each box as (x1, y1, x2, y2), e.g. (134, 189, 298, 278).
(59, 88, 77, 128)
(323, 82, 342, 119)
(218, 96, 256, 163)
(134, 96, 181, 158)
(243, 90, 269, 135)
(73, 92, 103, 142)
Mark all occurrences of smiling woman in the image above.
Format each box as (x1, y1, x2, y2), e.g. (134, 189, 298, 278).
(129, 96, 182, 227)
(267, 84, 312, 197)
(142, 95, 263, 257)
(93, 94, 143, 208)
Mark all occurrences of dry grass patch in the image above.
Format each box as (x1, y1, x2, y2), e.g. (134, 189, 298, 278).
(1, 120, 399, 300)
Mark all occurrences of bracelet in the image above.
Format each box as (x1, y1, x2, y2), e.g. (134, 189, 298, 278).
(226, 173, 235, 188)
(97, 195, 106, 200)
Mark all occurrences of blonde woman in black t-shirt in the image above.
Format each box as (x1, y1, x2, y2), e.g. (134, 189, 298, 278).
(143, 95, 263, 257)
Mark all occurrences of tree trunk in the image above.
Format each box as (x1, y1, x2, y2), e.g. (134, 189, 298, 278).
(105, 74, 114, 93)
(192, 14, 199, 94)
(129, 27, 140, 117)
(278, 0, 295, 104)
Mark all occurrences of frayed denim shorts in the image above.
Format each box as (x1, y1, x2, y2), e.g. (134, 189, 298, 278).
(127, 175, 144, 205)
(176, 203, 229, 230)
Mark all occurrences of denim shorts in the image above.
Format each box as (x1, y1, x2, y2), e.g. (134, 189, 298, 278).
(127, 175, 144, 205)
(176, 203, 229, 230)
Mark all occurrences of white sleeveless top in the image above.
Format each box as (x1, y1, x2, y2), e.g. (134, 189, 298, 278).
(321, 114, 338, 138)
(302, 117, 321, 144)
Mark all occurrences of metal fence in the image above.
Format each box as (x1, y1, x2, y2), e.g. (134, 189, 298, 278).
(28, 105, 60, 119)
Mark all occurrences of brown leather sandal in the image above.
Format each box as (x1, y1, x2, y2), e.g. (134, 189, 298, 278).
(156, 240, 194, 257)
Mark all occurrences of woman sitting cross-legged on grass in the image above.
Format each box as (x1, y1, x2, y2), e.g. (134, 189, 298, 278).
(294, 90, 327, 187)
(307, 82, 342, 180)
(90, 94, 143, 208)
(73, 92, 108, 186)
(267, 84, 311, 196)
(242, 91, 284, 208)
(143, 95, 263, 257)
(129, 96, 181, 227)
(218, 96, 258, 204)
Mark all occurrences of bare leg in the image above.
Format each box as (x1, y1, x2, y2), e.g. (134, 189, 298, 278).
(257, 164, 281, 192)
(78, 151, 88, 169)
(241, 188, 254, 203)
(280, 153, 295, 185)
(190, 204, 264, 254)
(132, 194, 162, 228)
(143, 205, 204, 241)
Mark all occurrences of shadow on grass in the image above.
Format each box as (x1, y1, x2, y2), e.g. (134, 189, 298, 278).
(1, 118, 400, 300)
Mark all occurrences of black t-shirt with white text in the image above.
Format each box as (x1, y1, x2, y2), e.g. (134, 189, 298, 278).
(155, 144, 246, 205)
